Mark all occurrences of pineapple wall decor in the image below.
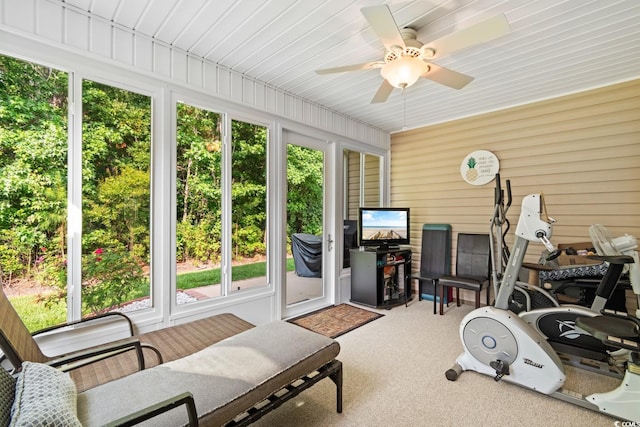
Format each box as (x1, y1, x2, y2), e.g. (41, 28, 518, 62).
(460, 150, 499, 185)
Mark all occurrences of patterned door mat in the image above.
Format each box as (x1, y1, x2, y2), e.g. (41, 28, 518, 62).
(288, 303, 384, 338)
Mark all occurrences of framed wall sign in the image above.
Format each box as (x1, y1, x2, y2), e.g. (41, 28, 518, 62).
(460, 150, 499, 185)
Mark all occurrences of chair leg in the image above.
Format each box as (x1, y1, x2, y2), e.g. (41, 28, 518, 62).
(418, 279, 423, 302)
(432, 279, 437, 315)
(403, 283, 408, 307)
(439, 284, 445, 315)
(475, 291, 481, 308)
(456, 288, 461, 307)
(485, 284, 490, 307)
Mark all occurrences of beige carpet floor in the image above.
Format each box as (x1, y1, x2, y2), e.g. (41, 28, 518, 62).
(255, 300, 623, 426)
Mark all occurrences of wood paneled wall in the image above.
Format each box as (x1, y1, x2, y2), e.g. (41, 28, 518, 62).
(363, 154, 381, 207)
(391, 79, 640, 284)
(346, 150, 360, 221)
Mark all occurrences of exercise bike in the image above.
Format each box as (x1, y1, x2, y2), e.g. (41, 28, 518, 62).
(446, 193, 640, 422)
(489, 179, 638, 370)
(519, 225, 638, 372)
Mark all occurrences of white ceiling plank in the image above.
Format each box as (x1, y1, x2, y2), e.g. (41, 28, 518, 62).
(36, 0, 640, 133)
(135, 0, 181, 37)
(112, 0, 149, 29)
(154, 0, 210, 45)
(171, 0, 236, 51)
(88, 0, 119, 20)
(200, 0, 299, 63)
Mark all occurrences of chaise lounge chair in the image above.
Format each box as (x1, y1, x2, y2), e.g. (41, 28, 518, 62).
(0, 287, 343, 425)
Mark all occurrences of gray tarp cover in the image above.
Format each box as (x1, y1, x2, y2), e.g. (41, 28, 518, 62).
(292, 233, 322, 277)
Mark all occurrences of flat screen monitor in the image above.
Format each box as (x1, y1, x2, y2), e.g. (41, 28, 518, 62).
(358, 207, 410, 250)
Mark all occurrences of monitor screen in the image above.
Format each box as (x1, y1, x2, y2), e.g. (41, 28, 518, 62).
(358, 207, 410, 249)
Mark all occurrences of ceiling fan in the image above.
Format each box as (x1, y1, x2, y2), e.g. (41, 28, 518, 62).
(315, 5, 510, 103)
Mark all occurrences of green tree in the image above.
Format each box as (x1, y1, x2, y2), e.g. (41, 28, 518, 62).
(1, 52, 326, 311)
(175, 103, 222, 263)
(0, 55, 68, 279)
(287, 145, 323, 236)
(231, 121, 267, 258)
(84, 166, 150, 259)
(81, 80, 151, 261)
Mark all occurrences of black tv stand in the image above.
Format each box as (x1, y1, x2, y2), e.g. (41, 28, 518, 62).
(350, 247, 412, 309)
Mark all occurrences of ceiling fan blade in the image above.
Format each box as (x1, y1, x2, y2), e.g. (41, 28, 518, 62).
(361, 5, 406, 50)
(422, 64, 474, 89)
(422, 14, 510, 59)
(371, 79, 394, 104)
(315, 62, 382, 75)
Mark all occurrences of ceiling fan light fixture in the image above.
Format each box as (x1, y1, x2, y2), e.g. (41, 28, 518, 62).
(380, 56, 429, 89)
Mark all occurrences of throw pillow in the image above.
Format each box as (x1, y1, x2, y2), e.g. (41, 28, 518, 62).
(0, 368, 16, 427)
(10, 362, 82, 427)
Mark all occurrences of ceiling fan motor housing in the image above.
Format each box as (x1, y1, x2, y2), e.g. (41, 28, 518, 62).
(385, 28, 435, 63)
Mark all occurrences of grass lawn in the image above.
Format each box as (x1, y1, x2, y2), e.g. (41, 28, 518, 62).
(177, 258, 295, 289)
(10, 258, 297, 332)
(9, 296, 68, 332)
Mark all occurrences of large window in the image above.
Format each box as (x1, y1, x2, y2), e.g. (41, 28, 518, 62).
(175, 102, 223, 303)
(0, 55, 154, 328)
(0, 55, 69, 330)
(81, 80, 151, 314)
(175, 103, 268, 303)
(2, 50, 365, 330)
(230, 119, 268, 292)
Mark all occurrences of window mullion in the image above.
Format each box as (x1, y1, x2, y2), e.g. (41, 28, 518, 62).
(221, 114, 232, 295)
(67, 72, 83, 322)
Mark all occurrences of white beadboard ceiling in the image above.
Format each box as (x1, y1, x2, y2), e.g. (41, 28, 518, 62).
(58, 0, 640, 134)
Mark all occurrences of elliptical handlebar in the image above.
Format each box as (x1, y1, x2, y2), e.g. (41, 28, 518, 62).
(494, 173, 512, 212)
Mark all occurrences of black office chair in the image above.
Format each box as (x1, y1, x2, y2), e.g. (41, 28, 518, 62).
(411, 224, 451, 314)
(437, 233, 491, 315)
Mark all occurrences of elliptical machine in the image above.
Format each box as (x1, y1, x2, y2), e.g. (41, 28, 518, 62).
(446, 193, 640, 422)
(489, 177, 636, 369)
(489, 175, 561, 313)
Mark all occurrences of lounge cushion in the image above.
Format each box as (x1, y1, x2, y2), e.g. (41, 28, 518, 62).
(10, 361, 82, 427)
(77, 320, 340, 426)
(70, 312, 254, 392)
(0, 368, 16, 426)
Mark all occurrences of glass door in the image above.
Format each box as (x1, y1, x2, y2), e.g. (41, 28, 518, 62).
(283, 131, 333, 318)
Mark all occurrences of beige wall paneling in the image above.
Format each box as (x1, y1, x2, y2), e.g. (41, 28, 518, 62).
(392, 79, 640, 304)
(346, 150, 361, 221)
(363, 154, 381, 207)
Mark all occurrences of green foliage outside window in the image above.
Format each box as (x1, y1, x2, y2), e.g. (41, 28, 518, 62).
(1, 53, 323, 316)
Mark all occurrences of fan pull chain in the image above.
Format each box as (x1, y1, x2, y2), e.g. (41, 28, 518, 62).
(402, 88, 408, 131)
